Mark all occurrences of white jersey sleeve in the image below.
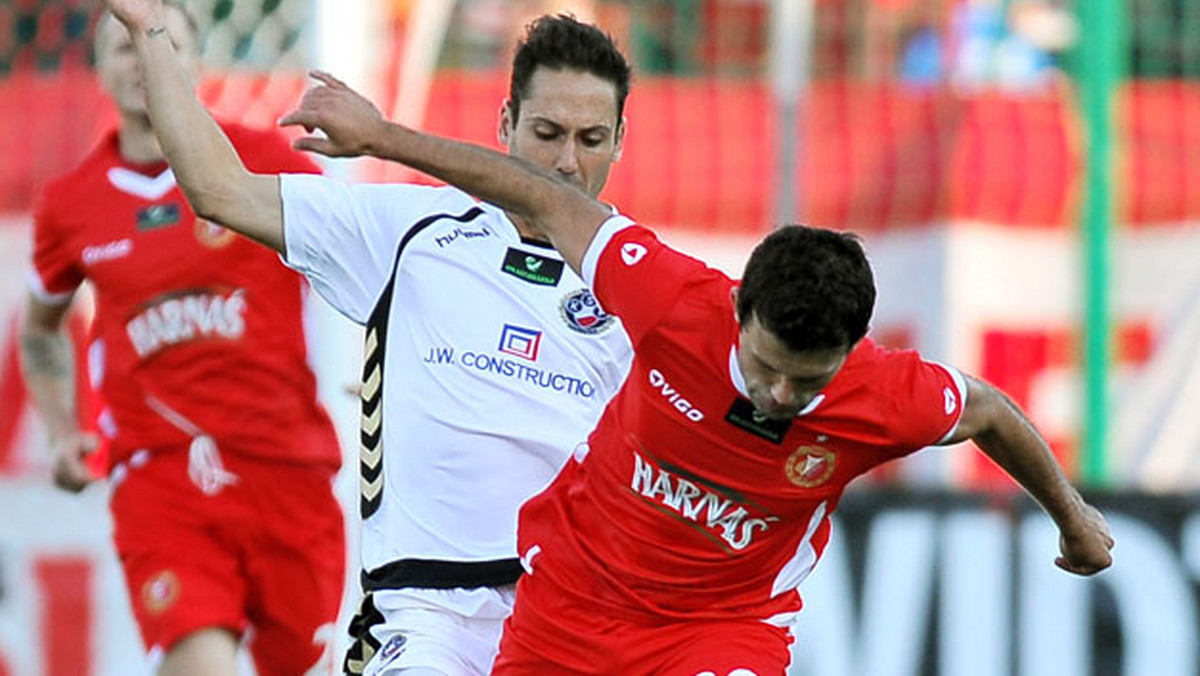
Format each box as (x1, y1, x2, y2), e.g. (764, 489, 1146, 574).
(280, 174, 477, 323)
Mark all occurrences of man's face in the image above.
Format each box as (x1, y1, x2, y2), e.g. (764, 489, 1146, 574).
(736, 313, 850, 420)
(499, 66, 624, 199)
(95, 8, 199, 117)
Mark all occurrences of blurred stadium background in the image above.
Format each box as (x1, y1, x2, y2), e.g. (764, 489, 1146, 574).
(0, 0, 1197, 674)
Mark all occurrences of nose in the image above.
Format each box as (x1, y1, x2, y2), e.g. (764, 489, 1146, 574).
(555, 138, 580, 176)
(769, 378, 798, 408)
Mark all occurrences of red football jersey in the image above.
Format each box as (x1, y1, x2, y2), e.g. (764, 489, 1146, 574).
(30, 124, 339, 468)
(518, 220, 966, 623)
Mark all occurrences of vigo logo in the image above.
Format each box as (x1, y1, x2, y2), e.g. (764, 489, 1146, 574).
(631, 451, 772, 551)
(648, 368, 704, 422)
(82, 238, 133, 265)
(126, 289, 247, 358)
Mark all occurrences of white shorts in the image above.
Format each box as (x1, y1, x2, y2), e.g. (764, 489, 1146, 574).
(355, 585, 516, 676)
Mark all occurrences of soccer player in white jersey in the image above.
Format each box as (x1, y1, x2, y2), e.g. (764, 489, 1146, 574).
(99, 1, 634, 674)
(275, 64, 1117, 676)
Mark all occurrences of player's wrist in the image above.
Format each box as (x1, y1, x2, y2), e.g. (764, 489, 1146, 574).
(361, 116, 397, 158)
(128, 10, 170, 41)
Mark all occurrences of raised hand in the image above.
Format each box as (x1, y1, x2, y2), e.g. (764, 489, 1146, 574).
(1055, 501, 1115, 576)
(279, 71, 389, 158)
(102, 0, 164, 32)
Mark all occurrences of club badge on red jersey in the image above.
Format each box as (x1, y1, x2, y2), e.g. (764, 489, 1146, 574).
(195, 219, 237, 248)
(141, 570, 180, 615)
(786, 445, 836, 488)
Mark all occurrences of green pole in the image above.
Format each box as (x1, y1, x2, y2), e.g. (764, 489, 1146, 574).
(1074, 1, 1124, 485)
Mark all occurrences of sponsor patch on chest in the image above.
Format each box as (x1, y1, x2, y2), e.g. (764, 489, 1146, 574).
(125, 289, 247, 358)
(630, 450, 776, 552)
(136, 203, 182, 231)
(724, 397, 792, 443)
(501, 247, 564, 286)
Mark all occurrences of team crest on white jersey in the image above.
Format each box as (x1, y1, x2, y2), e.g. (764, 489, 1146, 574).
(372, 634, 408, 672)
(559, 289, 615, 335)
(786, 445, 836, 488)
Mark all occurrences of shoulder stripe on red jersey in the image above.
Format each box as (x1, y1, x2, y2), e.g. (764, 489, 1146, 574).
(930, 361, 969, 444)
(581, 215, 636, 287)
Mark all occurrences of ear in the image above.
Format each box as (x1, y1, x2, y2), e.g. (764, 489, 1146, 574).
(497, 100, 514, 147)
(612, 115, 627, 162)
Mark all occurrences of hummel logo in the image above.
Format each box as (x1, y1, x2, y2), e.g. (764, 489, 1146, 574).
(525, 256, 543, 271)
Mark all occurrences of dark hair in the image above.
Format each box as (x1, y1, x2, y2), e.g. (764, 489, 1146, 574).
(736, 225, 876, 352)
(509, 14, 631, 122)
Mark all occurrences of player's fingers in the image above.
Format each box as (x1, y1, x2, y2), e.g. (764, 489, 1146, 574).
(309, 69, 348, 90)
(278, 109, 315, 129)
(1055, 554, 1109, 576)
(52, 457, 93, 493)
(293, 136, 340, 157)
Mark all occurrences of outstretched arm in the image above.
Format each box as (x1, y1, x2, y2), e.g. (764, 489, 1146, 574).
(104, 0, 285, 251)
(19, 295, 98, 492)
(279, 72, 612, 274)
(944, 376, 1114, 576)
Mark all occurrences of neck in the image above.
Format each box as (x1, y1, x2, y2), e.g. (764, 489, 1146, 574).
(116, 113, 167, 165)
(506, 211, 550, 243)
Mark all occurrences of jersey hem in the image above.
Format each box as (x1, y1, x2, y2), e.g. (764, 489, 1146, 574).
(361, 557, 524, 591)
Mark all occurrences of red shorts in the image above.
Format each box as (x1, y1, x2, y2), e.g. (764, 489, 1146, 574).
(492, 572, 794, 676)
(110, 447, 344, 675)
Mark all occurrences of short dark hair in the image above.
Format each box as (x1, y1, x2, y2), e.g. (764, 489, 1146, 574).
(736, 225, 876, 352)
(508, 14, 631, 122)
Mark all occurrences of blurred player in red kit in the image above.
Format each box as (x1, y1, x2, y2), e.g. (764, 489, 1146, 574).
(18, 4, 344, 674)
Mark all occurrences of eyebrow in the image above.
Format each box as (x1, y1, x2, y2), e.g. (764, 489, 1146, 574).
(527, 117, 612, 135)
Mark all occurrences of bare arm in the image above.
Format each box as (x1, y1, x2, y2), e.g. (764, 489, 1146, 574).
(106, 0, 284, 251)
(279, 72, 612, 274)
(944, 375, 1114, 575)
(19, 295, 98, 492)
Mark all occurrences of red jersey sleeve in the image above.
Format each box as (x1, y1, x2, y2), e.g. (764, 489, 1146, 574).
(30, 186, 84, 303)
(583, 219, 713, 345)
(876, 346, 968, 450)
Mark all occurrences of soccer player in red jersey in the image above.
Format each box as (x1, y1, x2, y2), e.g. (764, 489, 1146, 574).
(272, 80, 1115, 676)
(19, 4, 344, 674)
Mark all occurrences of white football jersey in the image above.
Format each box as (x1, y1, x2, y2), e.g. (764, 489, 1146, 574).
(281, 175, 632, 586)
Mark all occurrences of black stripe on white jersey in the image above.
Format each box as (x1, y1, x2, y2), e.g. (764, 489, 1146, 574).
(359, 206, 485, 519)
